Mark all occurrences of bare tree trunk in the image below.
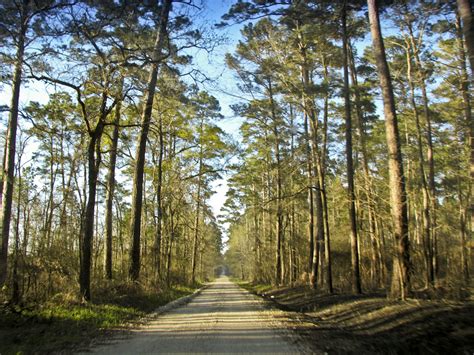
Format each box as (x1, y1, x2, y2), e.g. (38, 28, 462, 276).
(404, 41, 433, 288)
(252, 184, 261, 282)
(348, 42, 382, 288)
(368, 0, 410, 300)
(42, 136, 57, 252)
(404, 21, 437, 283)
(0, 146, 5, 208)
(459, 179, 470, 282)
(456, 7, 473, 283)
(191, 121, 204, 285)
(458, 0, 474, 234)
(0, 19, 26, 286)
(310, 148, 324, 290)
(459, 0, 474, 69)
(267, 79, 284, 285)
(12, 141, 25, 304)
(289, 107, 296, 286)
(105, 86, 122, 280)
(129, 0, 172, 281)
(342, 2, 361, 294)
(300, 51, 324, 290)
(154, 112, 164, 281)
(191, 179, 202, 285)
(321, 59, 333, 293)
(166, 203, 175, 287)
(80, 123, 104, 301)
(299, 41, 315, 281)
(304, 112, 315, 278)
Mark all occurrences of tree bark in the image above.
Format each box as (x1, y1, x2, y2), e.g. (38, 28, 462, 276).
(403, 39, 433, 288)
(348, 42, 382, 288)
(129, 0, 172, 281)
(80, 122, 104, 301)
(0, 16, 26, 286)
(268, 79, 284, 285)
(105, 85, 122, 280)
(304, 112, 315, 277)
(321, 59, 333, 293)
(11, 139, 25, 304)
(457, 0, 474, 234)
(455, 10, 472, 283)
(252, 184, 261, 282)
(299, 46, 324, 289)
(309, 120, 324, 289)
(367, 0, 410, 300)
(191, 131, 203, 285)
(404, 19, 438, 283)
(342, 2, 362, 294)
(154, 112, 164, 281)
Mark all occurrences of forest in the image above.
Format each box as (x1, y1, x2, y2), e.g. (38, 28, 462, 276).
(223, 0, 473, 299)
(0, 0, 473, 353)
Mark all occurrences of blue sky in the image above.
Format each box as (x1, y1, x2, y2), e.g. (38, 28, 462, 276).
(0, 0, 384, 228)
(0, 0, 244, 221)
(191, 0, 246, 219)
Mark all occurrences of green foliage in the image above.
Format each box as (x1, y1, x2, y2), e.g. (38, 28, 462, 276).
(223, 0, 472, 295)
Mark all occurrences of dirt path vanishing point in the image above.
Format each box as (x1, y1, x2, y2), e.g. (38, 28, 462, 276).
(84, 276, 303, 354)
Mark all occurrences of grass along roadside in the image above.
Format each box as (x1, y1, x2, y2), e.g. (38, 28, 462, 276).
(0, 283, 199, 354)
(236, 279, 474, 354)
(233, 279, 273, 295)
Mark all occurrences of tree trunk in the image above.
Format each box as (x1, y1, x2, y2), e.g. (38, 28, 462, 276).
(166, 203, 175, 287)
(458, 0, 474, 234)
(404, 20, 438, 283)
(348, 42, 382, 288)
(321, 59, 333, 293)
(11, 144, 24, 304)
(104, 87, 122, 280)
(299, 48, 324, 289)
(0, 20, 26, 286)
(299, 41, 316, 281)
(80, 124, 104, 301)
(456, 7, 473, 283)
(191, 120, 204, 285)
(289, 107, 296, 286)
(304, 112, 315, 278)
(42, 136, 57, 252)
(252, 184, 261, 282)
(342, 2, 362, 294)
(268, 79, 284, 285)
(459, 178, 470, 282)
(404, 41, 434, 288)
(154, 112, 164, 281)
(368, 0, 410, 300)
(129, 0, 172, 281)
(459, 0, 474, 74)
(310, 148, 324, 290)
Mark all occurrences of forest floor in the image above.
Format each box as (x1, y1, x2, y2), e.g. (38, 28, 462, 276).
(0, 283, 198, 354)
(238, 280, 474, 354)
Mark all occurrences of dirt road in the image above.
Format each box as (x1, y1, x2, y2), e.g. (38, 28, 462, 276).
(86, 276, 301, 354)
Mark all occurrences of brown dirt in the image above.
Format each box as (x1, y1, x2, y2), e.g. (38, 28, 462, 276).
(81, 277, 303, 354)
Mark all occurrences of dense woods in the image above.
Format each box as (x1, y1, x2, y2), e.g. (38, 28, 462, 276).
(0, 0, 473, 315)
(0, 0, 226, 303)
(222, 0, 473, 299)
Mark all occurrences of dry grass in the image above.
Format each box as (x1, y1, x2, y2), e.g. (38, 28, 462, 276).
(241, 281, 474, 354)
(0, 283, 198, 354)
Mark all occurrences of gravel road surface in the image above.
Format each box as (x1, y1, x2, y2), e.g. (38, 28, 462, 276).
(85, 276, 301, 354)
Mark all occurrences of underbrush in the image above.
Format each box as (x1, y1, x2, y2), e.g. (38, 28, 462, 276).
(0, 282, 198, 354)
(234, 279, 273, 295)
